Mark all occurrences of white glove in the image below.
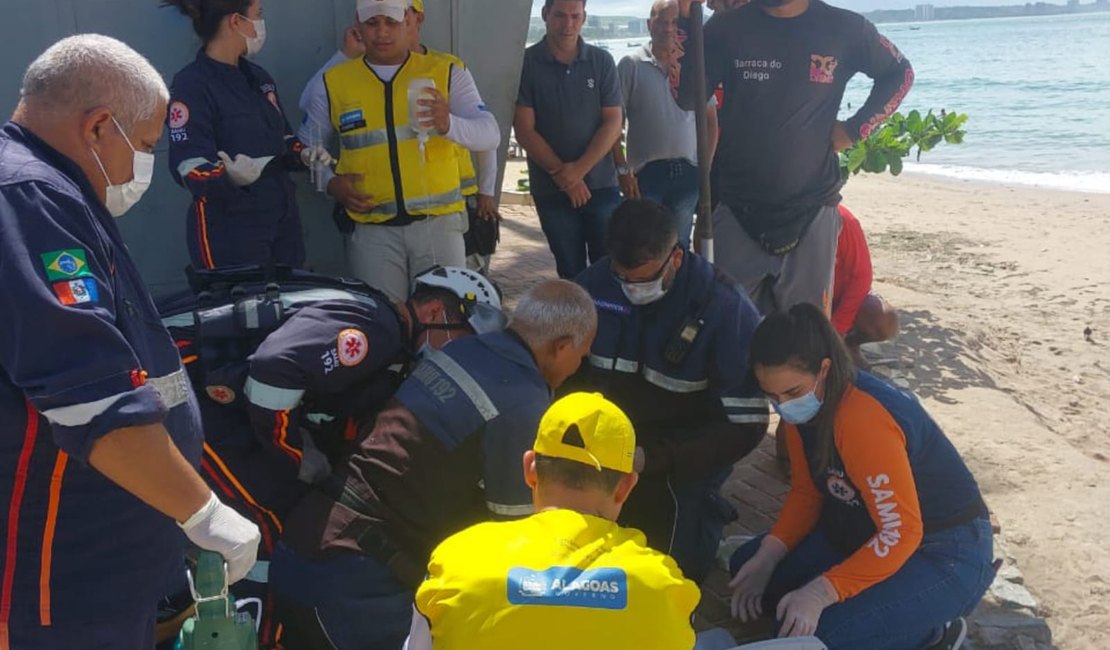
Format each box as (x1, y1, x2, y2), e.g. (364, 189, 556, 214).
(179, 492, 261, 585)
(297, 429, 333, 485)
(217, 151, 274, 187)
(300, 145, 334, 168)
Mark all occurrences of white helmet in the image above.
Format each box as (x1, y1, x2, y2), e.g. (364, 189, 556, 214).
(412, 266, 507, 334)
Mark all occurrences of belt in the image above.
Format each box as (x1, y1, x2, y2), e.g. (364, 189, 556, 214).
(924, 497, 989, 535)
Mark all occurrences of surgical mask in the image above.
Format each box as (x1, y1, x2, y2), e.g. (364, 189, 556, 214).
(238, 16, 267, 56)
(90, 115, 154, 218)
(620, 277, 668, 305)
(616, 247, 677, 306)
(771, 379, 823, 425)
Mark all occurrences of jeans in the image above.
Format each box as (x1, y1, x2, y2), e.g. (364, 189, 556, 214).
(269, 542, 413, 650)
(728, 518, 996, 650)
(533, 187, 621, 279)
(637, 158, 701, 249)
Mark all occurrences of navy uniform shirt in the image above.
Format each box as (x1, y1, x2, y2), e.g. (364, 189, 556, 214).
(0, 122, 203, 626)
(244, 299, 406, 481)
(282, 330, 551, 575)
(517, 38, 622, 198)
(167, 51, 304, 265)
(574, 254, 769, 476)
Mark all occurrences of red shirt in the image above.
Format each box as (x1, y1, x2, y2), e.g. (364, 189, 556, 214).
(831, 205, 873, 335)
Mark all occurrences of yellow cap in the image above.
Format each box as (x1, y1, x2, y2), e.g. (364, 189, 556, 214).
(533, 393, 636, 473)
(412, 0, 424, 12)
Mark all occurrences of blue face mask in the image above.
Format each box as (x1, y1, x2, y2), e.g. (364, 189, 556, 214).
(771, 378, 823, 425)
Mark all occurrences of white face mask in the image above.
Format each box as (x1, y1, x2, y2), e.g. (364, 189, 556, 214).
(238, 16, 267, 56)
(620, 277, 668, 305)
(90, 115, 154, 218)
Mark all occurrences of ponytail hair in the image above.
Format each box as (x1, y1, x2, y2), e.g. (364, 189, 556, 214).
(162, 0, 253, 44)
(749, 302, 855, 478)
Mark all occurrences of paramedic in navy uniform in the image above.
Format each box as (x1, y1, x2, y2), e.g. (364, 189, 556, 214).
(164, 0, 312, 270)
(0, 35, 261, 649)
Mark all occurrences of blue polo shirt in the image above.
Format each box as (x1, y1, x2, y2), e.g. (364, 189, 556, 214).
(0, 121, 204, 627)
(517, 37, 622, 198)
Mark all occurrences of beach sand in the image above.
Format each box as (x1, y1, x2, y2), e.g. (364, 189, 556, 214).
(496, 165, 1109, 648)
(840, 173, 1110, 650)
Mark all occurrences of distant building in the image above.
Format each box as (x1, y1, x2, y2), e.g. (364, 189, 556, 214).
(915, 4, 936, 20)
(627, 19, 645, 35)
(588, 15, 601, 28)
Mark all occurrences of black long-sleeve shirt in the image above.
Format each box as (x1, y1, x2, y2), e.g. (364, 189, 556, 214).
(678, 1, 914, 209)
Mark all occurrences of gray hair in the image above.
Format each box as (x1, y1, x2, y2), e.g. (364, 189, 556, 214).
(510, 280, 598, 349)
(20, 34, 169, 131)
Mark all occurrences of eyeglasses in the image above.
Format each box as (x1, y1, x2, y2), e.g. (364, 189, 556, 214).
(611, 244, 679, 285)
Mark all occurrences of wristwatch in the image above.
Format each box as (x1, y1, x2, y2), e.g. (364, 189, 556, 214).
(616, 164, 632, 176)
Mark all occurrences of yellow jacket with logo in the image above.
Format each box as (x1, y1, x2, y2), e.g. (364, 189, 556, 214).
(415, 508, 699, 649)
(325, 53, 463, 223)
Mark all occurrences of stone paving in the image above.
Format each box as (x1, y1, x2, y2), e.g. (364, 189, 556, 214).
(487, 199, 1053, 649)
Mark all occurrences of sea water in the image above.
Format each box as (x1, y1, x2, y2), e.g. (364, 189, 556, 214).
(593, 12, 1110, 193)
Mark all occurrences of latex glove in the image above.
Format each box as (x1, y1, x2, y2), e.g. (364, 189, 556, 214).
(179, 492, 261, 584)
(217, 151, 274, 187)
(300, 145, 334, 168)
(297, 429, 332, 485)
(777, 576, 839, 638)
(730, 535, 788, 622)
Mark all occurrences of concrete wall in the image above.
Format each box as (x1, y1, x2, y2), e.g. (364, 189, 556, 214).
(0, 0, 532, 292)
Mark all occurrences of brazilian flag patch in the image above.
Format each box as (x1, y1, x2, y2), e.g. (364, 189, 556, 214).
(40, 249, 91, 281)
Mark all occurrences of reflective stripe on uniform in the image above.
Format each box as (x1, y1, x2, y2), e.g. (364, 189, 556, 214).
(244, 377, 305, 411)
(358, 187, 466, 219)
(589, 354, 639, 373)
(425, 349, 500, 422)
(405, 188, 464, 214)
(42, 393, 128, 427)
(487, 501, 534, 517)
(177, 156, 218, 179)
(340, 128, 391, 151)
(41, 367, 188, 425)
(641, 367, 709, 394)
(729, 413, 771, 424)
(722, 397, 767, 409)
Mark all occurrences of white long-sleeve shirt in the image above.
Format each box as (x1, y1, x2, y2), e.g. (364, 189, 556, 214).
(298, 51, 500, 189)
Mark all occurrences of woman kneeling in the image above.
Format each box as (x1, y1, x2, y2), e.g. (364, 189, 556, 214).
(729, 303, 994, 650)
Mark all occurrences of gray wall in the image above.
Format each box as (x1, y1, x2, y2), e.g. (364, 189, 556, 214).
(0, 0, 531, 293)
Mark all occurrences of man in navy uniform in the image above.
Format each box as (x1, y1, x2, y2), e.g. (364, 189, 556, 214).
(270, 280, 598, 650)
(0, 35, 259, 649)
(573, 199, 768, 583)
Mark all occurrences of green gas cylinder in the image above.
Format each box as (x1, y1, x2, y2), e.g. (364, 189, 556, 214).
(177, 551, 258, 650)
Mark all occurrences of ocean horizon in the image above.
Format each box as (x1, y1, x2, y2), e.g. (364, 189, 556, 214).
(587, 12, 1110, 194)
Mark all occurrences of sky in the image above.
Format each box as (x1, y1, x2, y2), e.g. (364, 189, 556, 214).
(533, 0, 1029, 16)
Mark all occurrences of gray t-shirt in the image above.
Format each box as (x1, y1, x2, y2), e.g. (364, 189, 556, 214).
(619, 45, 716, 172)
(517, 38, 622, 198)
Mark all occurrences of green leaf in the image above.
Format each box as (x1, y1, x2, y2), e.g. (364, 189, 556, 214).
(889, 155, 904, 176)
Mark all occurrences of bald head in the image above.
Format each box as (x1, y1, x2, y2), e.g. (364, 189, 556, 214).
(510, 280, 597, 390)
(651, 0, 678, 19)
(648, 0, 679, 46)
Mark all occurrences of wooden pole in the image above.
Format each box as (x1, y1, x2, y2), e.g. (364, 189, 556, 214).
(688, 2, 714, 263)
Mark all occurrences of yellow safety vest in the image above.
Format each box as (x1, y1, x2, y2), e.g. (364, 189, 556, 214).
(326, 53, 463, 223)
(425, 48, 480, 198)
